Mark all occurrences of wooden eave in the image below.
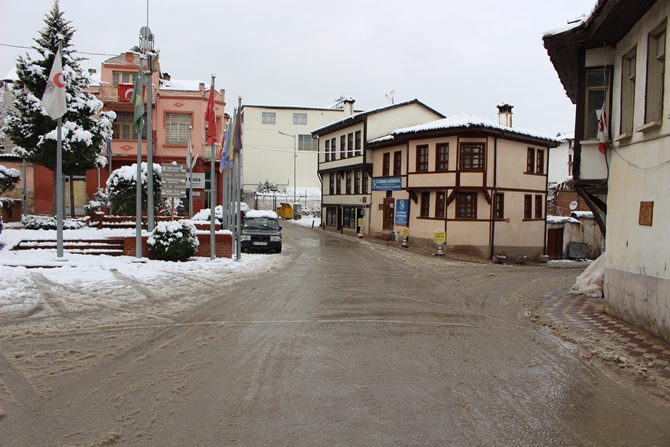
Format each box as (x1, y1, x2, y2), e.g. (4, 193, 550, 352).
(543, 0, 658, 103)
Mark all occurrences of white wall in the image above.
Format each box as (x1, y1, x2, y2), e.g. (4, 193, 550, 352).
(242, 106, 346, 193)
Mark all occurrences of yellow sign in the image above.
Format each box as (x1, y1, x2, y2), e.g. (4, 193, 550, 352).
(402, 228, 409, 237)
(434, 230, 446, 244)
(358, 218, 365, 227)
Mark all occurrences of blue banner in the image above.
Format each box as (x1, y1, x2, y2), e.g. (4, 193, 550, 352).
(372, 177, 402, 191)
(395, 199, 409, 226)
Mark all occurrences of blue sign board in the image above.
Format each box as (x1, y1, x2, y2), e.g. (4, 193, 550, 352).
(395, 199, 409, 226)
(372, 177, 402, 191)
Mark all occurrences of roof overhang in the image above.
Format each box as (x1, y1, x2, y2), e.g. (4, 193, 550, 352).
(543, 0, 658, 103)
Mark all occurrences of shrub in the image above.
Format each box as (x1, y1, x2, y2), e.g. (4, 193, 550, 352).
(106, 163, 162, 216)
(84, 200, 103, 214)
(22, 216, 86, 230)
(147, 220, 199, 262)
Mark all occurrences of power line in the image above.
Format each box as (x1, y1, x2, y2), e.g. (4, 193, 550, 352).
(0, 42, 117, 57)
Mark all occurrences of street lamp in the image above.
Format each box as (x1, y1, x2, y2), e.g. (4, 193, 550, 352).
(278, 131, 297, 206)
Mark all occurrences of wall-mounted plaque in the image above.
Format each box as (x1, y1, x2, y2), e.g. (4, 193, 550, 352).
(639, 201, 654, 226)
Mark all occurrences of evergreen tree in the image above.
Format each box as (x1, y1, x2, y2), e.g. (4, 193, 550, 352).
(4, 0, 115, 215)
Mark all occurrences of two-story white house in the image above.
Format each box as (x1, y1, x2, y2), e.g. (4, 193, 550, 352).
(311, 99, 444, 235)
(544, 0, 670, 341)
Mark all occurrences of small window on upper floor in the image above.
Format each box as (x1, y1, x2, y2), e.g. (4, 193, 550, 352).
(293, 113, 307, 125)
(621, 47, 637, 135)
(262, 112, 276, 124)
(645, 20, 666, 124)
(584, 68, 611, 139)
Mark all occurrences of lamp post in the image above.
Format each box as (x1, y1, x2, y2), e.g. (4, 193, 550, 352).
(278, 131, 297, 206)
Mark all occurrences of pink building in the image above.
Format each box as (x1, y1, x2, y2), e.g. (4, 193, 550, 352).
(32, 51, 227, 216)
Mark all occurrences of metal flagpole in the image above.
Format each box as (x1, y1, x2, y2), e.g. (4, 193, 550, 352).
(209, 75, 217, 260)
(135, 60, 143, 259)
(22, 159, 27, 216)
(235, 97, 242, 261)
(56, 116, 64, 258)
(187, 125, 193, 217)
(146, 54, 154, 232)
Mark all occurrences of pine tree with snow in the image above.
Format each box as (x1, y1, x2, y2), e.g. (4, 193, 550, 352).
(4, 1, 115, 215)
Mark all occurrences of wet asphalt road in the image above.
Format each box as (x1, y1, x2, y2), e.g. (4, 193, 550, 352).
(2, 222, 670, 446)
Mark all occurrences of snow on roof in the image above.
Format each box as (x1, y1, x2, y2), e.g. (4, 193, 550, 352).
(543, 10, 592, 37)
(570, 211, 595, 219)
(159, 79, 204, 92)
(370, 113, 560, 144)
(3, 69, 18, 81)
(246, 210, 279, 219)
(312, 99, 433, 134)
(547, 215, 581, 224)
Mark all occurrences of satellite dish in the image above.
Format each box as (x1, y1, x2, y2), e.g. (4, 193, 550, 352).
(569, 201, 578, 210)
(385, 90, 395, 104)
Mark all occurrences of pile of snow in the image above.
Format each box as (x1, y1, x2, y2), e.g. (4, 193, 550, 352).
(570, 253, 605, 298)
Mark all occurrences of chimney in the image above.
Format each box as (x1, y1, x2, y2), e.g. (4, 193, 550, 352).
(497, 102, 513, 127)
(343, 97, 355, 116)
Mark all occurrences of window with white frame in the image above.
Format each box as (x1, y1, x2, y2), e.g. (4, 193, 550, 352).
(165, 113, 191, 144)
(621, 48, 637, 135)
(293, 113, 307, 125)
(645, 21, 666, 124)
(262, 112, 276, 124)
(298, 134, 318, 151)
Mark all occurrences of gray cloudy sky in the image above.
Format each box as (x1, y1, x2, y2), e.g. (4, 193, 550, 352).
(1, 0, 596, 137)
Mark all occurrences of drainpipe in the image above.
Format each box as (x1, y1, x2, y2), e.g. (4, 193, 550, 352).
(543, 145, 549, 256)
(490, 134, 501, 261)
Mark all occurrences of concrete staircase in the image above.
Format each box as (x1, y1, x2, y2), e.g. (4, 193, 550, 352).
(13, 238, 126, 256)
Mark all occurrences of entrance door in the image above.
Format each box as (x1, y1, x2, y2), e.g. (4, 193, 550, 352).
(547, 228, 564, 260)
(383, 198, 394, 230)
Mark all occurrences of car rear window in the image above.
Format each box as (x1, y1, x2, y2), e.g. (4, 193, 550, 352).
(244, 217, 280, 230)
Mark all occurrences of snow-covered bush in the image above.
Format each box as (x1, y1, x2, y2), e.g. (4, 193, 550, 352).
(22, 216, 86, 230)
(191, 205, 223, 222)
(0, 165, 21, 196)
(106, 163, 162, 216)
(147, 220, 199, 262)
(84, 200, 103, 214)
(163, 198, 183, 217)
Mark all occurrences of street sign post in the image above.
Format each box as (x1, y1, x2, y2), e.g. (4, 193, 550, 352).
(161, 164, 188, 202)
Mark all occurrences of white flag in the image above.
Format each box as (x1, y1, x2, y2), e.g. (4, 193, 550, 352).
(42, 47, 67, 119)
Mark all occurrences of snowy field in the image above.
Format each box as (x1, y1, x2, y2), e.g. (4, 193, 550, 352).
(0, 217, 320, 338)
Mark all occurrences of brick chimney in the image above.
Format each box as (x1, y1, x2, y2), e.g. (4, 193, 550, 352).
(497, 102, 513, 127)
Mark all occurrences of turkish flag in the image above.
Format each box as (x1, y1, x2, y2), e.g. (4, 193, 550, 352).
(205, 87, 217, 146)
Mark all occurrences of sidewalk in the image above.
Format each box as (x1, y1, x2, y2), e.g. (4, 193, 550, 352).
(544, 292, 670, 405)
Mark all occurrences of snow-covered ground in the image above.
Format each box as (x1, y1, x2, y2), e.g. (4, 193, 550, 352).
(0, 217, 322, 334)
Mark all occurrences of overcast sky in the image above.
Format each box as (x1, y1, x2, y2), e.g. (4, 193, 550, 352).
(1, 0, 596, 137)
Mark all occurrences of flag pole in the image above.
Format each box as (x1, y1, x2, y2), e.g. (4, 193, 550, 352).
(146, 54, 154, 232)
(235, 96, 242, 261)
(209, 75, 217, 260)
(56, 116, 64, 258)
(135, 58, 144, 259)
(187, 125, 193, 217)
